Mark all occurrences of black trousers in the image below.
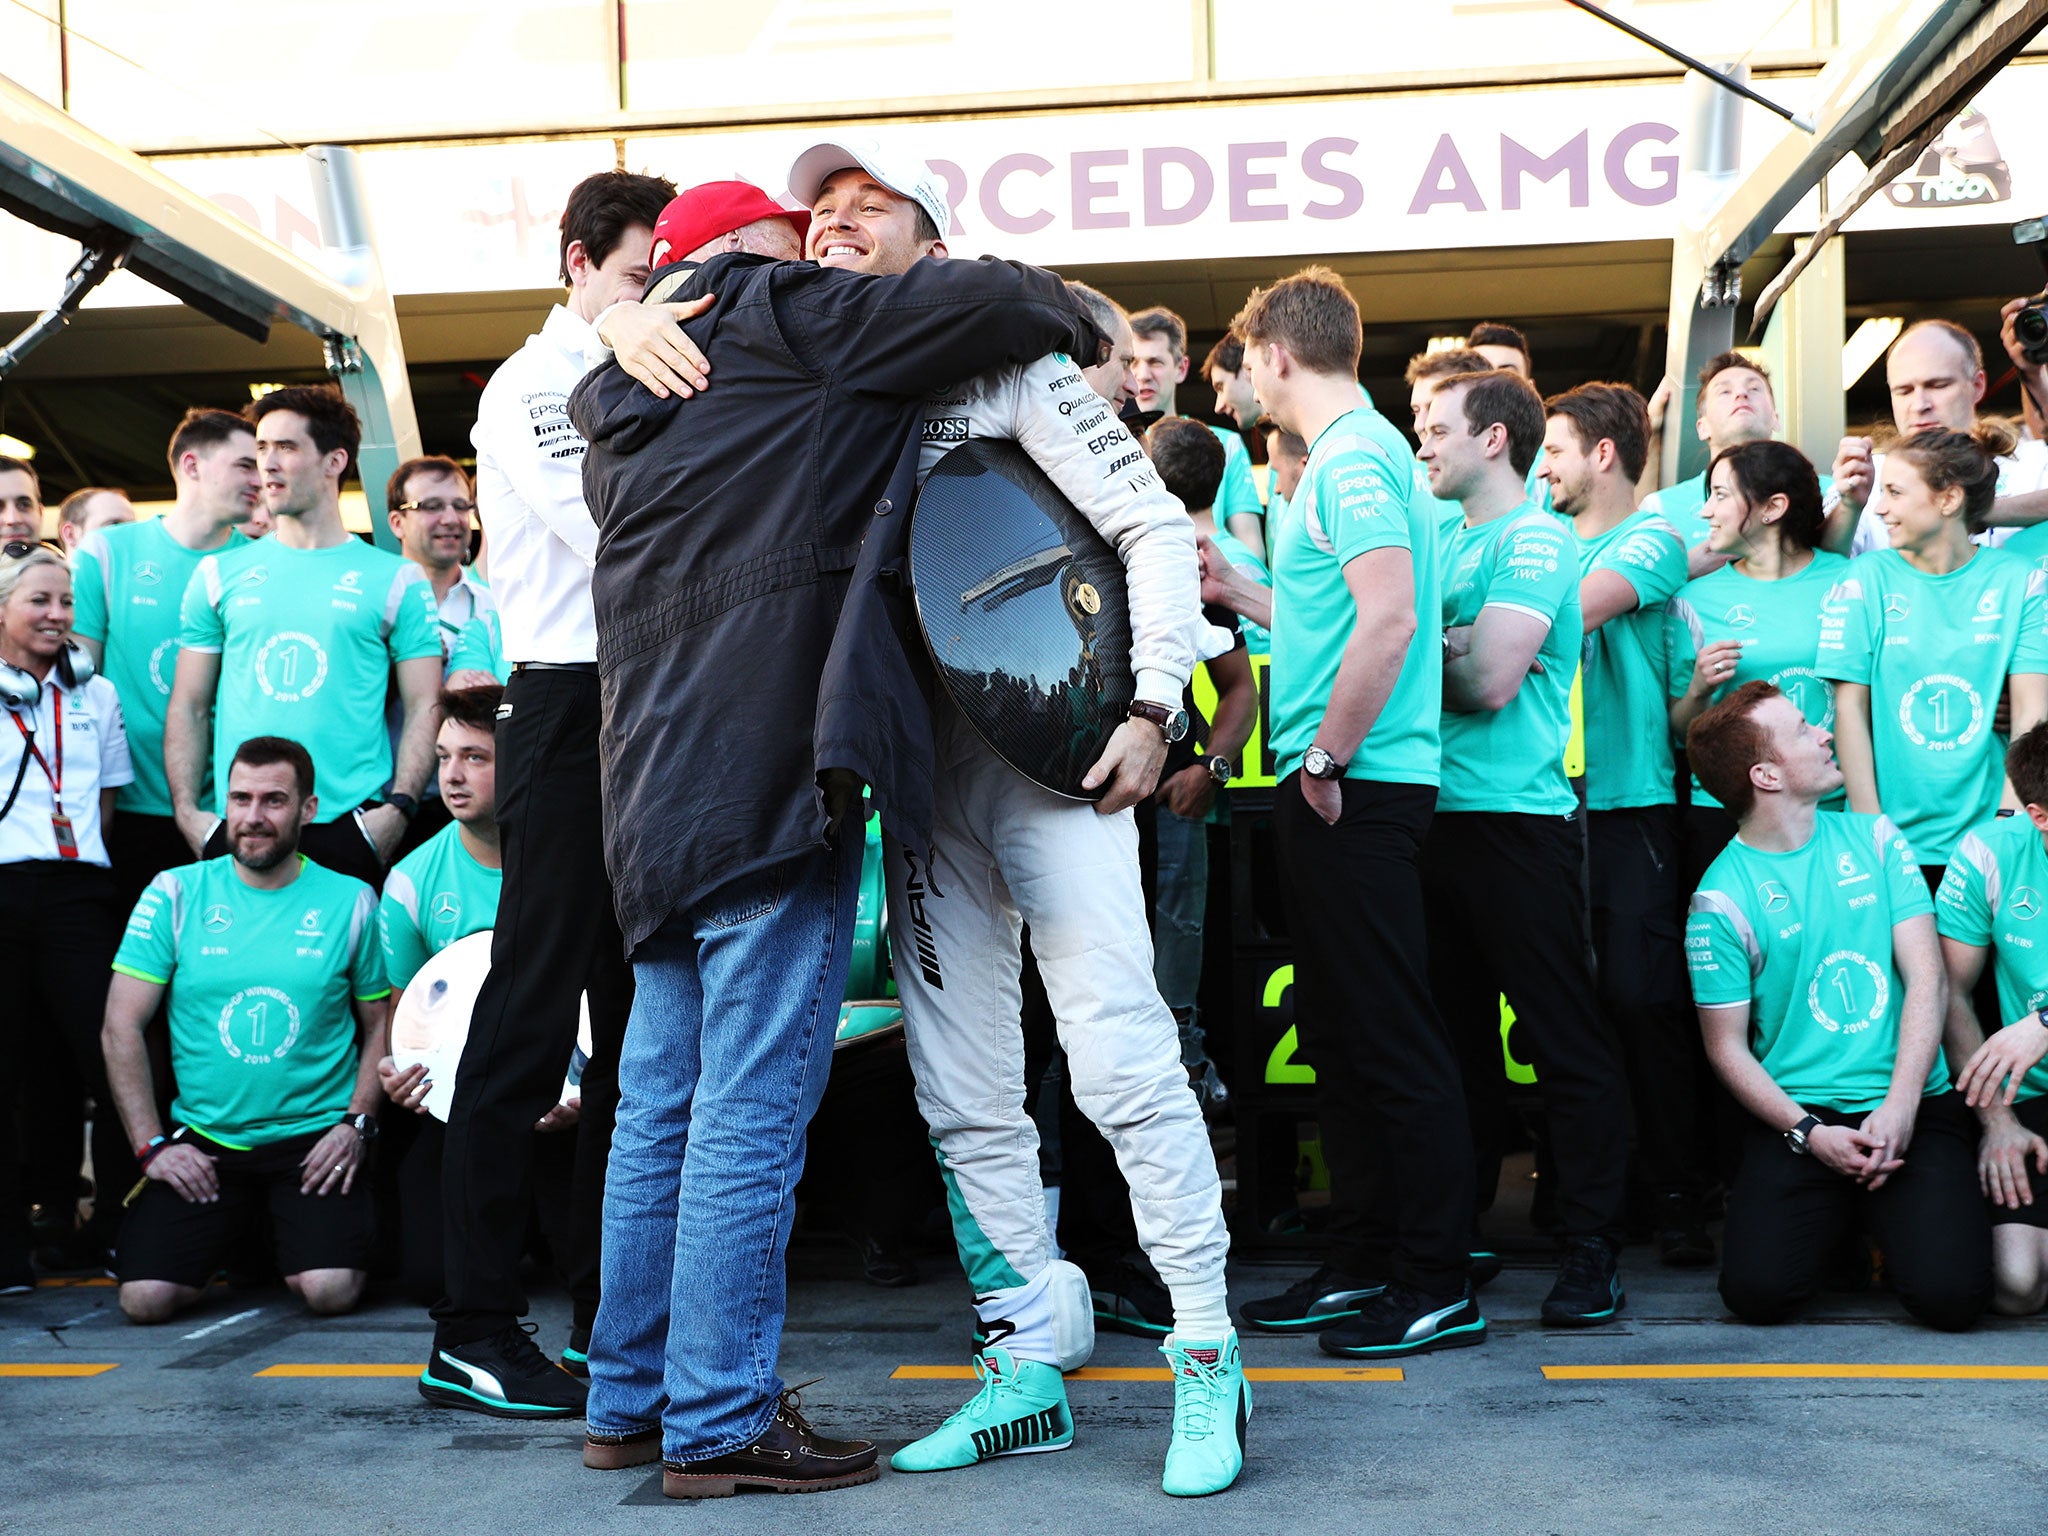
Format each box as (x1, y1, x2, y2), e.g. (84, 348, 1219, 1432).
(1422, 811, 1631, 1244)
(0, 861, 128, 1249)
(1273, 774, 1472, 1296)
(394, 1115, 578, 1307)
(105, 811, 198, 921)
(435, 668, 630, 1343)
(1588, 806, 1708, 1201)
(1719, 1092, 1991, 1332)
(1679, 803, 1737, 900)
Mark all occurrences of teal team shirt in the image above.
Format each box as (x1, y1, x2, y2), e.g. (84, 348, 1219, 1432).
(1665, 551, 1849, 809)
(446, 609, 510, 683)
(113, 855, 388, 1148)
(1438, 500, 1581, 815)
(1214, 427, 1263, 530)
(1687, 811, 1949, 1113)
(1269, 405, 1442, 787)
(378, 820, 502, 989)
(1816, 547, 2048, 866)
(1576, 508, 1689, 811)
(1208, 525, 1271, 654)
(1937, 815, 2048, 1101)
(2002, 520, 2048, 572)
(1642, 468, 1833, 548)
(72, 520, 247, 816)
(180, 539, 441, 822)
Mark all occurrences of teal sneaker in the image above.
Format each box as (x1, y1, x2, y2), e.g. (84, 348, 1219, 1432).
(890, 1347, 1073, 1473)
(1160, 1332, 1250, 1497)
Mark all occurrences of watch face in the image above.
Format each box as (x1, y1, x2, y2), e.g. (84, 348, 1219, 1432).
(1165, 709, 1190, 743)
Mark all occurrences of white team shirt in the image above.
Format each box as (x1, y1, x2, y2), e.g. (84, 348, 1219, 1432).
(0, 671, 131, 866)
(470, 306, 609, 664)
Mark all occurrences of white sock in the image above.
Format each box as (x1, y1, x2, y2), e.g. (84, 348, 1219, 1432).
(1168, 1271, 1232, 1341)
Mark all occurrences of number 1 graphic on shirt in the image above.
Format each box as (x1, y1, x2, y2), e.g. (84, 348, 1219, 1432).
(1928, 686, 1950, 737)
(245, 1000, 268, 1048)
(1832, 970, 1857, 1016)
(279, 647, 297, 689)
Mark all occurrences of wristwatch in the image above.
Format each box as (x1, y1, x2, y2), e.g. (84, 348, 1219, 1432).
(2034, 1007, 2048, 1035)
(1127, 701, 1190, 743)
(1206, 755, 1234, 785)
(381, 793, 419, 821)
(1783, 1113, 1821, 1156)
(1303, 744, 1347, 780)
(345, 1112, 380, 1141)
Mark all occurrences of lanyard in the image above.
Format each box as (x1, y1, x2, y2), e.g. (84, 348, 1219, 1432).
(9, 688, 61, 806)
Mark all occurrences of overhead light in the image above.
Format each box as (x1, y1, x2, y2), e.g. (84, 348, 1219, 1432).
(248, 382, 287, 400)
(1842, 317, 1904, 388)
(0, 434, 34, 459)
(1425, 335, 1466, 354)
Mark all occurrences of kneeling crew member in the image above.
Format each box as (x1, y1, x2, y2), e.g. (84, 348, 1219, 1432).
(1685, 683, 1990, 1331)
(1935, 722, 2048, 1315)
(102, 737, 390, 1324)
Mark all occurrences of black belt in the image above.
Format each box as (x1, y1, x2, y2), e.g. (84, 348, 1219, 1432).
(512, 661, 600, 674)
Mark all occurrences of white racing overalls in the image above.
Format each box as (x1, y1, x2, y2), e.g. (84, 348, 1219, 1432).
(885, 351, 1231, 1322)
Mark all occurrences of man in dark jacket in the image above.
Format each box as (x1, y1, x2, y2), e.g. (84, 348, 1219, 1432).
(568, 177, 1103, 1501)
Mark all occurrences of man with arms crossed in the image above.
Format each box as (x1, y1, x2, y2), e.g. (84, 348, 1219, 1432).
(1422, 369, 1633, 1326)
(165, 387, 442, 890)
(103, 738, 390, 1325)
(74, 410, 259, 912)
(1935, 721, 2048, 1314)
(1686, 683, 1989, 1330)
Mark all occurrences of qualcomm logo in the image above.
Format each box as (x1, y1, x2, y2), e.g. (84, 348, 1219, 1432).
(1725, 604, 1756, 629)
(203, 904, 233, 932)
(2013, 887, 2042, 922)
(134, 561, 162, 587)
(1758, 881, 1791, 914)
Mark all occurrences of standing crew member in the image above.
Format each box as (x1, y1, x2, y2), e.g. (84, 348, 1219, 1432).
(163, 386, 442, 890)
(1421, 369, 1635, 1320)
(420, 169, 681, 1416)
(1129, 306, 1266, 558)
(74, 410, 258, 914)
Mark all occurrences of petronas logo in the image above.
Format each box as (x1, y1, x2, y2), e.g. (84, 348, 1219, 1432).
(970, 1406, 1063, 1459)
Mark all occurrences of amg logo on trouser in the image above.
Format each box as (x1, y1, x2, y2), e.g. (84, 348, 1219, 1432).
(901, 848, 945, 990)
(970, 1406, 1063, 1457)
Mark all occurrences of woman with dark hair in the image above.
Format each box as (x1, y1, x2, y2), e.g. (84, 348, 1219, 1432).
(1820, 421, 2048, 883)
(1667, 440, 1847, 883)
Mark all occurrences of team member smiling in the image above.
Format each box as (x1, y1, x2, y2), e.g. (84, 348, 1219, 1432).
(1821, 422, 2048, 880)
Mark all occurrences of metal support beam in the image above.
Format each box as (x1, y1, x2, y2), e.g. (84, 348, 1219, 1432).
(1758, 235, 1848, 468)
(307, 145, 420, 553)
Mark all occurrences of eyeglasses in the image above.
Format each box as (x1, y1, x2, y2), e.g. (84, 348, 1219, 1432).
(2, 539, 60, 560)
(396, 498, 477, 516)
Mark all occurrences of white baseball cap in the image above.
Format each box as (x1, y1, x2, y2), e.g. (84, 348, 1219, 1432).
(787, 137, 951, 241)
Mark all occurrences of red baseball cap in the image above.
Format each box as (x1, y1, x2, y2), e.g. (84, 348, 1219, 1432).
(648, 182, 811, 270)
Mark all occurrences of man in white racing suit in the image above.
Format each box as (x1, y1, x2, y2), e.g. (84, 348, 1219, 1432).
(887, 284, 1244, 1497)
(598, 136, 1246, 1500)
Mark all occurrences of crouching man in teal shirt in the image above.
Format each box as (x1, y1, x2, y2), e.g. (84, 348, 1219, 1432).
(1685, 681, 1990, 1331)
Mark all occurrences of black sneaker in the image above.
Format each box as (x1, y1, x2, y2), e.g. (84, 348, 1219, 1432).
(419, 1323, 589, 1418)
(1089, 1257, 1173, 1337)
(1469, 1240, 1503, 1289)
(1654, 1194, 1716, 1269)
(1238, 1264, 1386, 1333)
(0, 1249, 34, 1297)
(562, 1324, 591, 1378)
(1541, 1237, 1625, 1328)
(1318, 1284, 1486, 1358)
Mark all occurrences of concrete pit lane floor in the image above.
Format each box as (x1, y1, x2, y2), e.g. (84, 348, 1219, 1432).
(6, 1235, 2047, 1536)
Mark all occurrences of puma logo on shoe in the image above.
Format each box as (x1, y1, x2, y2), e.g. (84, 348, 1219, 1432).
(969, 1406, 1064, 1458)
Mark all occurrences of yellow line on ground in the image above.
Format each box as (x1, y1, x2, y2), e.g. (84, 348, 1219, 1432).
(255, 1364, 422, 1378)
(0, 1363, 120, 1377)
(892, 1365, 1401, 1382)
(1542, 1363, 2048, 1381)
(34, 1277, 114, 1288)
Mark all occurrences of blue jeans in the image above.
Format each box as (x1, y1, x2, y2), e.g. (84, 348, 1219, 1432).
(587, 838, 860, 1458)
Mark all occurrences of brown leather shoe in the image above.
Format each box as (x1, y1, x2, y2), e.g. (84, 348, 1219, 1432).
(661, 1387, 879, 1499)
(583, 1427, 661, 1470)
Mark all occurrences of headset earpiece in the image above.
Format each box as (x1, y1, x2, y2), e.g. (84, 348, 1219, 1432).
(0, 658, 39, 712)
(55, 641, 94, 691)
